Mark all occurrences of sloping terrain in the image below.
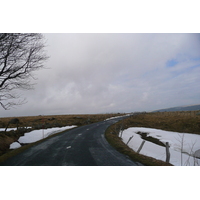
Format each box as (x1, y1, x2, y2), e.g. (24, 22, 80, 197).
(153, 104, 200, 112)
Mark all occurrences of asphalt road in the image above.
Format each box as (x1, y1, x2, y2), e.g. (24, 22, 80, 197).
(1, 117, 142, 166)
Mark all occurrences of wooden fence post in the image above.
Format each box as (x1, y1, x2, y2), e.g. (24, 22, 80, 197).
(165, 142, 170, 163)
(137, 140, 146, 153)
(126, 135, 134, 145)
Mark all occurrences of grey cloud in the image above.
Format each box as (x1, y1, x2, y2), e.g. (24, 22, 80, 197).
(1, 33, 200, 117)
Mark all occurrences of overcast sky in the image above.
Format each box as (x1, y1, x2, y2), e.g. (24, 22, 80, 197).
(1, 33, 200, 117)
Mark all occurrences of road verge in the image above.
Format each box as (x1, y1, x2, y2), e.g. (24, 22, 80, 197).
(0, 127, 76, 164)
(105, 123, 173, 166)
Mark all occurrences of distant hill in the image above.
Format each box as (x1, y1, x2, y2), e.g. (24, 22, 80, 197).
(153, 104, 200, 112)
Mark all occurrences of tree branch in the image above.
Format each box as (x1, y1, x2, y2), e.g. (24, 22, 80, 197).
(0, 33, 48, 110)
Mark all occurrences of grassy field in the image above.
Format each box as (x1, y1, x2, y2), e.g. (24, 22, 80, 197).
(119, 111, 200, 134)
(105, 110, 200, 166)
(0, 113, 122, 157)
(0, 113, 121, 129)
(1, 111, 199, 166)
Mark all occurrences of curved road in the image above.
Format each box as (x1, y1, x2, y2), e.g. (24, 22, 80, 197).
(1, 117, 142, 166)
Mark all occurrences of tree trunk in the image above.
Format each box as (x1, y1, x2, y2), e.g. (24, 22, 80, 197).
(5, 122, 10, 132)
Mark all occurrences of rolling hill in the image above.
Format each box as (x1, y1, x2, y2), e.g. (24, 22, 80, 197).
(153, 104, 200, 112)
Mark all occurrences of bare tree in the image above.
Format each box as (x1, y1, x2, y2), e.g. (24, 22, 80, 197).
(0, 33, 48, 109)
(5, 118, 20, 132)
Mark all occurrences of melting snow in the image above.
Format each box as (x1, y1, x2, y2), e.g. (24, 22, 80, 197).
(9, 125, 76, 149)
(121, 127, 200, 166)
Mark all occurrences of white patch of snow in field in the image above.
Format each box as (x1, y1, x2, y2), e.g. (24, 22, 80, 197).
(104, 114, 128, 121)
(0, 127, 32, 132)
(122, 127, 200, 166)
(10, 142, 22, 149)
(104, 116, 121, 121)
(0, 128, 17, 131)
(9, 125, 76, 149)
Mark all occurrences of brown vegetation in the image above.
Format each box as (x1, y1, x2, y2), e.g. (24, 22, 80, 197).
(1, 111, 199, 165)
(120, 111, 200, 135)
(0, 113, 123, 157)
(105, 110, 200, 166)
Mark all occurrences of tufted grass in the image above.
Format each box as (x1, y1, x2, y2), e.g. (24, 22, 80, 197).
(105, 111, 200, 166)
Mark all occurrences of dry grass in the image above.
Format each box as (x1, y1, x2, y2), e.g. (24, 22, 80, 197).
(105, 125, 172, 166)
(105, 111, 200, 166)
(0, 113, 122, 129)
(0, 128, 75, 164)
(0, 113, 123, 157)
(1, 111, 199, 166)
(121, 111, 200, 134)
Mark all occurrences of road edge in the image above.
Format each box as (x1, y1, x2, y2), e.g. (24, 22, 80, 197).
(0, 127, 77, 164)
(104, 122, 173, 166)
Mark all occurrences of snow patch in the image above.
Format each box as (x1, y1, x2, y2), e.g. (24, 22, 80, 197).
(9, 125, 77, 149)
(104, 114, 128, 121)
(0, 128, 17, 132)
(0, 127, 32, 132)
(10, 142, 21, 149)
(122, 127, 200, 166)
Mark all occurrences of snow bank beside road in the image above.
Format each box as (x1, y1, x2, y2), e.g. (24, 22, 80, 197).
(122, 127, 200, 166)
(104, 114, 130, 121)
(0, 127, 32, 132)
(10, 142, 21, 149)
(10, 125, 77, 149)
(0, 128, 17, 131)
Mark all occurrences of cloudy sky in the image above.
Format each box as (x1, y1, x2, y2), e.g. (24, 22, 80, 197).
(1, 33, 200, 117)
